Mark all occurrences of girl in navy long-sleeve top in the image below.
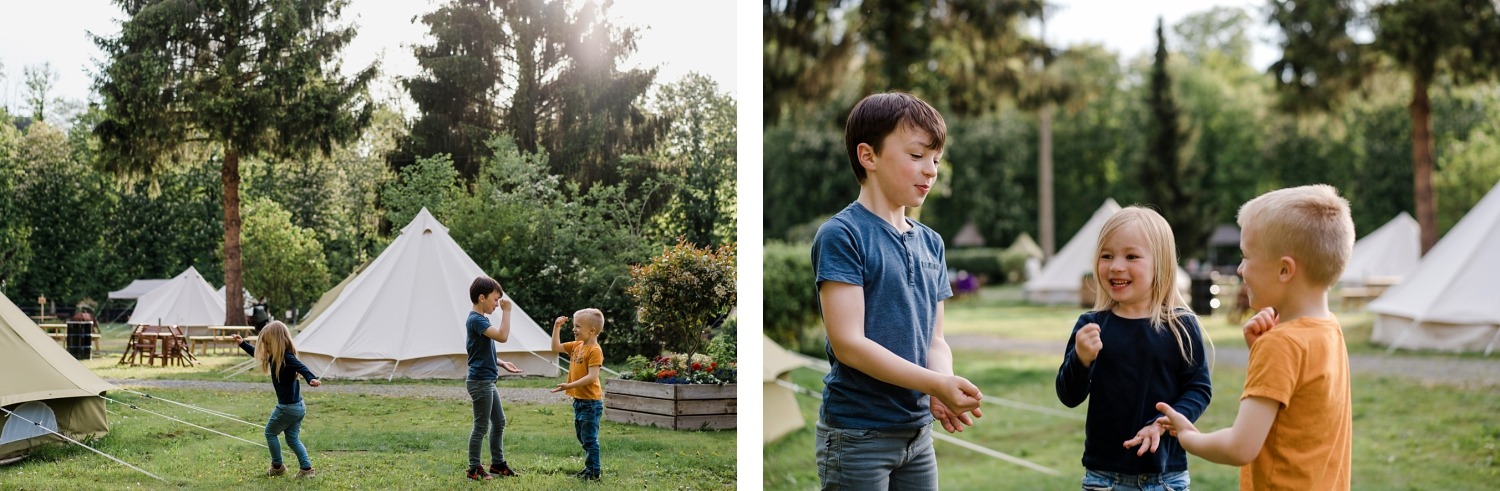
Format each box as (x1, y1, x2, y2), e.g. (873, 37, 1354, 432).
(1056, 207, 1212, 490)
(235, 321, 322, 479)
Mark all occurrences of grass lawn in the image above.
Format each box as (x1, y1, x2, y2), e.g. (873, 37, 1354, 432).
(8, 388, 735, 490)
(768, 285, 1500, 490)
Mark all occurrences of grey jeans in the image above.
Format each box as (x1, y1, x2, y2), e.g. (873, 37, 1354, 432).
(815, 420, 937, 491)
(465, 379, 506, 467)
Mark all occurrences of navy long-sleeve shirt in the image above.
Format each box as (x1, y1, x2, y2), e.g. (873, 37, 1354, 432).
(239, 341, 318, 405)
(1056, 309, 1212, 474)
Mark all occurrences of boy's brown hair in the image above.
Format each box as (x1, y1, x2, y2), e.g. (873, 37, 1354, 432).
(1236, 184, 1355, 288)
(844, 91, 946, 184)
(468, 276, 504, 304)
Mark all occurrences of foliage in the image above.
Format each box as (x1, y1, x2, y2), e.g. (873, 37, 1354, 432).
(626, 238, 736, 365)
(403, 0, 665, 188)
(1139, 19, 1216, 261)
(762, 241, 819, 352)
(1435, 126, 1500, 234)
(93, 0, 375, 324)
(944, 248, 1007, 284)
(706, 317, 737, 367)
(649, 73, 738, 248)
(241, 197, 331, 317)
(0, 109, 34, 290)
(761, 124, 857, 242)
(380, 153, 464, 228)
(7, 121, 115, 307)
(442, 135, 660, 364)
(622, 353, 736, 385)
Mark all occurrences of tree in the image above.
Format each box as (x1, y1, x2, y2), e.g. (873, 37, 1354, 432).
(650, 73, 737, 247)
(22, 63, 58, 123)
(0, 107, 32, 290)
(762, 0, 858, 123)
(1267, 0, 1500, 253)
(404, 0, 664, 188)
(242, 197, 331, 317)
(1139, 18, 1215, 262)
(93, 0, 376, 325)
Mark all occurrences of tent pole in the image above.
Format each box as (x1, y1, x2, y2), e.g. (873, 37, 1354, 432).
(1483, 327, 1500, 357)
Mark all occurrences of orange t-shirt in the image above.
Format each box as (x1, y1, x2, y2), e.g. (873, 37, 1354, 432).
(1239, 316, 1352, 491)
(563, 340, 604, 400)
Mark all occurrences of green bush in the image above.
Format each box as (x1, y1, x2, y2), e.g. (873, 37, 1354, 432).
(945, 247, 1006, 284)
(764, 241, 819, 352)
(1000, 249, 1033, 284)
(626, 239, 737, 364)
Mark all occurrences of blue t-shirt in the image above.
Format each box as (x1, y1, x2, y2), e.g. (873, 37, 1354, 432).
(812, 201, 953, 430)
(466, 311, 499, 381)
(1055, 309, 1213, 474)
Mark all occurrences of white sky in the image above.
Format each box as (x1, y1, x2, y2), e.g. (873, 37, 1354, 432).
(1042, 0, 1277, 69)
(0, 0, 737, 112)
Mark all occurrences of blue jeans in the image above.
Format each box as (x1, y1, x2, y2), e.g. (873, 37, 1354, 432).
(264, 401, 311, 470)
(815, 420, 937, 491)
(573, 399, 603, 474)
(466, 379, 507, 467)
(1082, 469, 1191, 491)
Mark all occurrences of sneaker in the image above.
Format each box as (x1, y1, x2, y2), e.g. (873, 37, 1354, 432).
(467, 466, 493, 481)
(295, 468, 316, 479)
(575, 469, 601, 481)
(488, 462, 518, 477)
(266, 465, 286, 477)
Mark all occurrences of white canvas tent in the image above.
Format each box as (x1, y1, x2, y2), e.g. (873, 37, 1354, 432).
(1339, 212, 1420, 286)
(293, 208, 556, 379)
(1369, 182, 1500, 354)
(1, 292, 115, 460)
(763, 335, 811, 443)
(129, 266, 226, 334)
(1024, 199, 1190, 305)
(107, 279, 169, 301)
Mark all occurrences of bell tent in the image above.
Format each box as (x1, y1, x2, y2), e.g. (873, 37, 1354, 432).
(1340, 212, 1421, 286)
(0, 292, 115, 460)
(128, 266, 227, 335)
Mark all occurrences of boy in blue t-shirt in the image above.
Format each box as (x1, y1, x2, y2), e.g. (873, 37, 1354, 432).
(463, 276, 524, 481)
(811, 91, 985, 490)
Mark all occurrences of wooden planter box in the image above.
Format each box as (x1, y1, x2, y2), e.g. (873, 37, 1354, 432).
(604, 379, 736, 431)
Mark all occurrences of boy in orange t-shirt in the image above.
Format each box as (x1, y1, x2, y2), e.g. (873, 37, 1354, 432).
(550, 308, 606, 481)
(1156, 184, 1354, 490)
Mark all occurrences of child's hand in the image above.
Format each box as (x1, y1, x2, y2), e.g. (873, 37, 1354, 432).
(550, 383, 567, 393)
(931, 375, 984, 415)
(498, 297, 512, 312)
(231, 334, 242, 343)
(1074, 323, 1103, 367)
(499, 361, 523, 373)
(1242, 307, 1279, 347)
(1124, 421, 1165, 456)
(1153, 402, 1197, 437)
(553, 316, 569, 330)
(930, 396, 983, 433)
(308, 379, 321, 387)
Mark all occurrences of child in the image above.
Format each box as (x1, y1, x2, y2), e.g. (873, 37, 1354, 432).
(1156, 184, 1355, 490)
(549, 309, 606, 481)
(463, 276, 524, 481)
(233, 322, 321, 479)
(811, 91, 984, 490)
(1055, 207, 1212, 490)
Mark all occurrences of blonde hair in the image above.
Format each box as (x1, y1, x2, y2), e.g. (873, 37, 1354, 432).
(255, 321, 296, 381)
(1236, 184, 1355, 288)
(1092, 207, 1206, 365)
(573, 308, 606, 332)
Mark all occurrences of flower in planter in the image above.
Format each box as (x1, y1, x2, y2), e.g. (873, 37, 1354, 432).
(624, 352, 737, 385)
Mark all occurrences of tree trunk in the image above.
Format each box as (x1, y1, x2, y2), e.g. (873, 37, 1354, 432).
(223, 149, 247, 326)
(1409, 77, 1437, 255)
(1039, 103, 1055, 260)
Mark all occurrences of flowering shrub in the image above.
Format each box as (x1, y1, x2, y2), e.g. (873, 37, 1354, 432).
(623, 353, 737, 385)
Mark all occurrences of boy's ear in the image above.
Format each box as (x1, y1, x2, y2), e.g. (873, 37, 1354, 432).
(1278, 256, 1296, 283)
(857, 142, 878, 171)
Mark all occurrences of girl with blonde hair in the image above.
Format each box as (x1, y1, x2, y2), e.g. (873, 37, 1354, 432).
(1055, 206, 1213, 490)
(234, 321, 321, 479)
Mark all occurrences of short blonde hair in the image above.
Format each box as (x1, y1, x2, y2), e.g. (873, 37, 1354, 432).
(1093, 206, 1201, 365)
(574, 308, 606, 331)
(1237, 184, 1355, 288)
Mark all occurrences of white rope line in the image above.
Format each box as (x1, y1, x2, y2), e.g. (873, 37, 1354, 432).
(120, 388, 264, 429)
(775, 378, 1064, 477)
(0, 406, 166, 482)
(790, 358, 1081, 421)
(549, 352, 624, 377)
(100, 395, 267, 448)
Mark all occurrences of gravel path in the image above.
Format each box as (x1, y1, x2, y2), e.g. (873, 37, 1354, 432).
(947, 334, 1500, 390)
(107, 379, 572, 405)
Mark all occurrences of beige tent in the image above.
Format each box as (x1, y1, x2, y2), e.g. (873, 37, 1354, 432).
(129, 266, 226, 336)
(294, 208, 557, 379)
(1370, 182, 1500, 353)
(1340, 212, 1420, 286)
(763, 335, 811, 443)
(296, 262, 367, 331)
(1, 292, 116, 460)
